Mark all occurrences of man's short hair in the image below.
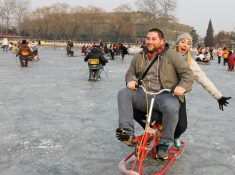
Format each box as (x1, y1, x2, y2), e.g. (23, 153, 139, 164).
(148, 28, 164, 39)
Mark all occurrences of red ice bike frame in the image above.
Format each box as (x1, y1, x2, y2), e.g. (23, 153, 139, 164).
(118, 87, 185, 175)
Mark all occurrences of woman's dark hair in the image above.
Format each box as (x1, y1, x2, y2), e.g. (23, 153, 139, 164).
(148, 28, 164, 39)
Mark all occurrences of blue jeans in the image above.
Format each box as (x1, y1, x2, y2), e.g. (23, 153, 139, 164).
(2, 45, 8, 52)
(19, 57, 29, 62)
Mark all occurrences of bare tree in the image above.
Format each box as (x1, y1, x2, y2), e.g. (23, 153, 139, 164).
(71, 6, 87, 40)
(83, 5, 105, 42)
(1, 0, 15, 34)
(135, 0, 177, 28)
(113, 4, 136, 42)
(23, 6, 52, 39)
(114, 3, 132, 12)
(158, 0, 177, 25)
(135, 0, 159, 27)
(50, 3, 71, 39)
(13, 0, 30, 35)
(47, 13, 59, 41)
(38, 7, 51, 38)
(0, 1, 4, 33)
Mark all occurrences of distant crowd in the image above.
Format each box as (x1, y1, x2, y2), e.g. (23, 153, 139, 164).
(80, 41, 129, 61)
(193, 46, 235, 71)
(1, 36, 234, 71)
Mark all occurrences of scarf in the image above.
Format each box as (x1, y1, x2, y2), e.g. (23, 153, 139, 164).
(146, 44, 165, 60)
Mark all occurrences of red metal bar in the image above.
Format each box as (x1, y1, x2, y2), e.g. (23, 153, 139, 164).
(119, 142, 186, 175)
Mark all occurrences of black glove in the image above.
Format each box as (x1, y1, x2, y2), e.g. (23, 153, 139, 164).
(217, 96, 231, 111)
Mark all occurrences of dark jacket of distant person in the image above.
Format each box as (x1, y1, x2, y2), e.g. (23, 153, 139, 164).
(84, 47, 107, 66)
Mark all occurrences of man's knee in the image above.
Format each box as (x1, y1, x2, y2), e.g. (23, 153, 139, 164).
(118, 87, 131, 101)
(162, 99, 180, 114)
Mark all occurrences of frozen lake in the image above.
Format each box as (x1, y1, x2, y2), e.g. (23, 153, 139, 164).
(0, 48, 234, 175)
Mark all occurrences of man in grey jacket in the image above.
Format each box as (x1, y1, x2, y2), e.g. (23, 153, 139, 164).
(116, 28, 194, 159)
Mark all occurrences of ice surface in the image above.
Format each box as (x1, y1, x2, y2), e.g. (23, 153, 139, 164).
(0, 48, 234, 175)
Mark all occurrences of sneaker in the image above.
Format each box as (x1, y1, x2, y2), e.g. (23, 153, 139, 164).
(156, 140, 173, 160)
(174, 138, 183, 150)
(116, 128, 135, 147)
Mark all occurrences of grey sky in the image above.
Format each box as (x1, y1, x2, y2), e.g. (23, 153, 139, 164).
(30, 0, 235, 37)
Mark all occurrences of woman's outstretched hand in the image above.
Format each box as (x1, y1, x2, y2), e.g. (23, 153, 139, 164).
(217, 96, 232, 111)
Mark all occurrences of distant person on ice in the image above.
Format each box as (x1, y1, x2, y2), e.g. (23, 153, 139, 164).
(222, 47, 229, 65)
(66, 39, 74, 56)
(119, 43, 128, 61)
(227, 50, 234, 71)
(2, 37, 9, 53)
(217, 48, 223, 64)
(84, 46, 108, 81)
(16, 40, 32, 67)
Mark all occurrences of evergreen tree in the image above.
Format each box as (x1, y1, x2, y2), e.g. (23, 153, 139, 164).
(204, 19, 215, 47)
(190, 29, 199, 45)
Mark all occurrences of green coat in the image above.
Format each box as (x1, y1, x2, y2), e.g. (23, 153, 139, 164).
(125, 47, 194, 102)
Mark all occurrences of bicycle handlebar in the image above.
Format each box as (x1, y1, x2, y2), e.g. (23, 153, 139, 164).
(139, 86, 171, 95)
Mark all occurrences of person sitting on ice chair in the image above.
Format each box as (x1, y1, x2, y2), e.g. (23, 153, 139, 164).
(84, 45, 108, 81)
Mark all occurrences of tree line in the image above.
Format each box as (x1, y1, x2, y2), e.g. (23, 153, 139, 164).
(1, 0, 190, 42)
(0, 0, 204, 44)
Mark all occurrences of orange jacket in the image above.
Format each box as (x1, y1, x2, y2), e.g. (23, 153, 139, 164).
(222, 50, 229, 58)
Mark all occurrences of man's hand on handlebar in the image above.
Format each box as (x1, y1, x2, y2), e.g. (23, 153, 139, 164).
(127, 81, 138, 90)
(173, 86, 186, 96)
